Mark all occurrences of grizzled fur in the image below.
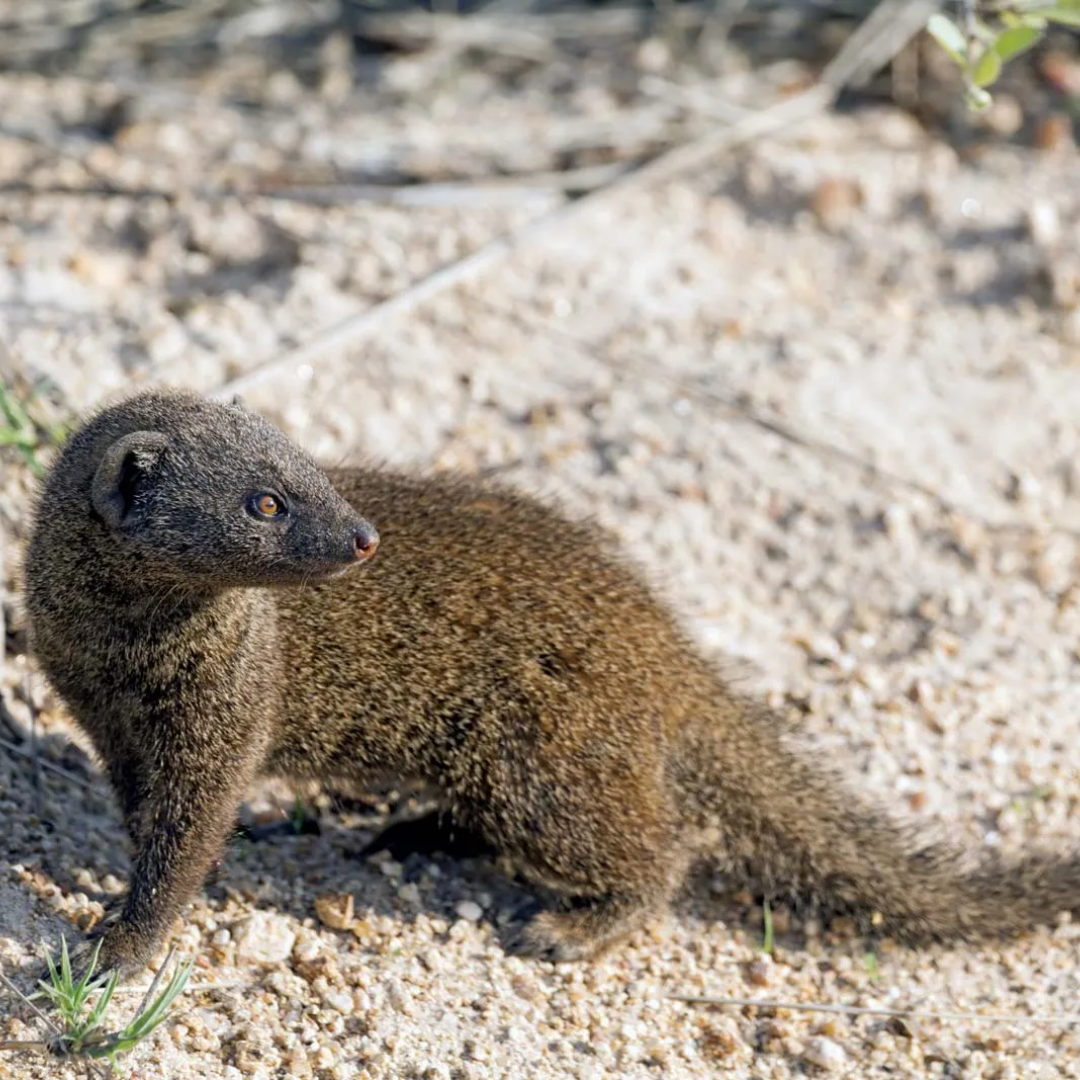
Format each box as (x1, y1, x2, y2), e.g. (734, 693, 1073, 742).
(24, 390, 1080, 980)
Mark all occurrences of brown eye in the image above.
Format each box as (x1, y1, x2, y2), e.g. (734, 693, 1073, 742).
(247, 492, 287, 519)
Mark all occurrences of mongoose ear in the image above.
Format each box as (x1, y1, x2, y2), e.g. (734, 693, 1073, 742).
(91, 431, 169, 530)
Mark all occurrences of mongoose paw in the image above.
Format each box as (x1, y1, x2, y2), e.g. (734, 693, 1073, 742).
(509, 909, 610, 963)
(50, 924, 157, 988)
(508, 893, 654, 963)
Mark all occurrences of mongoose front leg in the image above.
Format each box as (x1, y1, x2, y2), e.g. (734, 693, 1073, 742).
(82, 710, 269, 982)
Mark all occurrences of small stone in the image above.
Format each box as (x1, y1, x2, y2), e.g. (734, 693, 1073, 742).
(511, 973, 539, 1001)
(1027, 201, 1061, 250)
(314, 893, 355, 931)
(745, 958, 771, 987)
(233, 912, 296, 964)
(810, 177, 863, 231)
(803, 1035, 847, 1071)
(907, 790, 927, 812)
(396, 882, 421, 906)
(699, 1018, 740, 1060)
(455, 900, 483, 922)
(323, 990, 353, 1015)
(983, 94, 1023, 137)
(75, 908, 101, 932)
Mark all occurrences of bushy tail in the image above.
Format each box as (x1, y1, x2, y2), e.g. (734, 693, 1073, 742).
(672, 695, 1080, 941)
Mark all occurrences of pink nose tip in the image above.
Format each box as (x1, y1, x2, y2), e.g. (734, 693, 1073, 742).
(353, 524, 379, 560)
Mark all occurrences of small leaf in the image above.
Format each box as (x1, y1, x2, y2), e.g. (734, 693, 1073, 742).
(1026, 2, 1080, 27)
(973, 49, 1003, 88)
(994, 24, 1044, 62)
(761, 900, 774, 955)
(927, 13, 968, 65)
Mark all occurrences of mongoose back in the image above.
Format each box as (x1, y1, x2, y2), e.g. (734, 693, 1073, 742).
(24, 390, 1080, 979)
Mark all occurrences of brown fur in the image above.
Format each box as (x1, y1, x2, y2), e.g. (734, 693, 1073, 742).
(23, 390, 1080, 979)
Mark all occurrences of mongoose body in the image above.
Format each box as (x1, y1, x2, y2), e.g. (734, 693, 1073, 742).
(24, 390, 1080, 979)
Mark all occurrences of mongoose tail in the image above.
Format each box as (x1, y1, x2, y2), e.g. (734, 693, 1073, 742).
(673, 695, 1080, 941)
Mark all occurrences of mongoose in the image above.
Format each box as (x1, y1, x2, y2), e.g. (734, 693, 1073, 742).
(23, 389, 1080, 980)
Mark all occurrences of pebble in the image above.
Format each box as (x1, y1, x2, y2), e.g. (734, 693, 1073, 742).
(802, 1036, 847, 1071)
(455, 900, 484, 922)
(1027, 200, 1061, 250)
(745, 958, 771, 987)
(809, 177, 863, 231)
(233, 911, 297, 964)
(397, 882, 421, 905)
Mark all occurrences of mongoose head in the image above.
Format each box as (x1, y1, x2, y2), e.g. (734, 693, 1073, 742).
(41, 389, 378, 590)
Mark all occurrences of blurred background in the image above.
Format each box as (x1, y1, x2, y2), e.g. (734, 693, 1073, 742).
(3, 4, 1080, 1077)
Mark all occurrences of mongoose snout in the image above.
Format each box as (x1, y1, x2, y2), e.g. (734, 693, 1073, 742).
(353, 523, 379, 560)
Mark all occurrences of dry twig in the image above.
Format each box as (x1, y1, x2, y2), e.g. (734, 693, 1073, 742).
(209, 0, 936, 402)
(0, 734, 105, 794)
(668, 993, 1080, 1025)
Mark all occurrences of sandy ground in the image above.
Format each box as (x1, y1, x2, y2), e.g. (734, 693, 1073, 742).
(2, 35, 1080, 1080)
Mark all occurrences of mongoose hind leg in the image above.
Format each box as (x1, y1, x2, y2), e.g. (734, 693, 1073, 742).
(453, 743, 683, 962)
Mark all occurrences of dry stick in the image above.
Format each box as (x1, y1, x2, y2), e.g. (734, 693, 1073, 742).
(668, 994, 1080, 1026)
(209, 0, 937, 403)
(0, 734, 105, 793)
(0, 969, 63, 1037)
(129, 945, 177, 1031)
(256, 162, 635, 207)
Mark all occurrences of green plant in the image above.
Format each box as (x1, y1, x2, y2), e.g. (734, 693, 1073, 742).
(290, 795, 309, 835)
(0, 378, 69, 477)
(863, 951, 881, 982)
(927, 1, 1080, 111)
(0, 937, 192, 1075)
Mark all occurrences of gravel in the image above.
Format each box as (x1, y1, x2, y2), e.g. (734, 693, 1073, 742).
(3, 34, 1080, 1080)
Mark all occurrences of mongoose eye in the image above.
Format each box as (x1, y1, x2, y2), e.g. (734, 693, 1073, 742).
(247, 491, 288, 519)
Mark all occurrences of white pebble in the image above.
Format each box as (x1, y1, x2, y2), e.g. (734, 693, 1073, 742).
(323, 990, 353, 1015)
(232, 911, 296, 963)
(803, 1036, 847, 1071)
(455, 900, 483, 922)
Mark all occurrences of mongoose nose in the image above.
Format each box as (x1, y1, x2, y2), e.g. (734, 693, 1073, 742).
(353, 523, 379, 560)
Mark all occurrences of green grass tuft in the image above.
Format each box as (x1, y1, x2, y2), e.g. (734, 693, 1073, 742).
(28, 936, 193, 1072)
